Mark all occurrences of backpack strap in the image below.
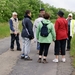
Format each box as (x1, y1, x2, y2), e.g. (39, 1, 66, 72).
(41, 21, 48, 26)
(41, 21, 51, 34)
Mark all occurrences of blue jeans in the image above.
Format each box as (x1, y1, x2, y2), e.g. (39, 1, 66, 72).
(37, 42, 40, 50)
(22, 38, 31, 57)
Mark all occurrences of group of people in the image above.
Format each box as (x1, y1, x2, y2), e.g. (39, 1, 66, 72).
(9, 8, 75, 63)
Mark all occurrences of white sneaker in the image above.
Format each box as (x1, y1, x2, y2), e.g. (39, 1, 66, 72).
(62, 58, 66, 63)
(53, 59, 58, 63)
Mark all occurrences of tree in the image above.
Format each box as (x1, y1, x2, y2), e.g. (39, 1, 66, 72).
(0, 0, 75, 22)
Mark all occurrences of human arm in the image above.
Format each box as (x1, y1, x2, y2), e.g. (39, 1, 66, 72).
(36, 23, 40, 40)
(55, 20, 59, 34)
(9, 19, 17, 34)
(26, 19, 34, 39)
(65, 20, 68, 37)
(51, 24, 56, 41)
(33, 20, 37, 41)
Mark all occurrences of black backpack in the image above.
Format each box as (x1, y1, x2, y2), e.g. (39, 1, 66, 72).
(40, 21, 49, 37)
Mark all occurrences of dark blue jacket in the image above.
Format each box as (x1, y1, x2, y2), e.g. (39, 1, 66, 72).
(21, 15, 34, 39)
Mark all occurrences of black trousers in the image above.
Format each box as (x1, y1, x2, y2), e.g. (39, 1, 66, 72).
(67, 36, 72, 50)
(39, 43, 50, 57)
(54, 39, 66, 55)
(10, 34, 20, 50)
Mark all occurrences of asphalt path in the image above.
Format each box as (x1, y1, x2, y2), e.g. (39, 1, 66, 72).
(0, 37, 74, 75)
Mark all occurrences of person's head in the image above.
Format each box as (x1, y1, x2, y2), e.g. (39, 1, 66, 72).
(12, 12, 17, 18)
(68, 13, 73, 20)
(43, 12, 50, 20)
(39, 8, 45, 15)
(25, 10, 31, 17)
(57, 10, 64, 18)
(38, 13, 43, 18)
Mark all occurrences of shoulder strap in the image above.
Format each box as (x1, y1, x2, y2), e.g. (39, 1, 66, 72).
(22, 19, 29, 35)
(22, 19, 26, 28)
(41, 21, 48, 26)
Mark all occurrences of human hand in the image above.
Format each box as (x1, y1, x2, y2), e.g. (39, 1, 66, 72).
(14, 31, 17, 35)
(33, 39, 37, 43)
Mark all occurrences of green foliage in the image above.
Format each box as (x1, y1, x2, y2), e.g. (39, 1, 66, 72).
(70, 35, 75, 56)
(51, 19, 56, 23)
(0, 21, 22, 39)
(0, 0, 75, 22)
(0, 22, 10, 38)
(70, 35, 75, 67)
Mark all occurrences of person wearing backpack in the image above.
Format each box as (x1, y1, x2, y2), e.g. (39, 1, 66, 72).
(36, 13, 56, 63)
(21, 10, 34, 60)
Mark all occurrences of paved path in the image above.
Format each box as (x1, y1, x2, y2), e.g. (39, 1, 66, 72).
(0, 37, 10, 55)
(0, 37, 74, 75)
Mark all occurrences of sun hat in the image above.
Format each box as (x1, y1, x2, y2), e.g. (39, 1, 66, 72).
(68, 13, 73, 17)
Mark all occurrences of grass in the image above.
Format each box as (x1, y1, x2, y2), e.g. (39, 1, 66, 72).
(70, 35, 75, 67)
(0, 21, 22, 39)
(19, 21, 22, 31)
(0, 22, 10, 39)
(0, 19, 56, 39)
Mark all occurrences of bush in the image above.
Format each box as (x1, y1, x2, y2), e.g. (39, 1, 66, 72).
(70, 35, 75, 67)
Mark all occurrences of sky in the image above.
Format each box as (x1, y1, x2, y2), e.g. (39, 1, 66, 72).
(41, 0, 75, 12)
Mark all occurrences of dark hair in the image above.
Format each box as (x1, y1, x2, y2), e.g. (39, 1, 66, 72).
(25, 10, 31, 15)
(43, 13, 50, 19)
(39, 8, 45, 12)
(38, 13, 43, 17)
(57, 10, 64, 17)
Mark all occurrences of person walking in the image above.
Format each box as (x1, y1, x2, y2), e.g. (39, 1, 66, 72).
(36, 13, 56, 63)
(53, 11, 68, 63)
(33, 14, 44, 54)
(21, 10, 34, 60)
(66, 13, 75, 51)
(9, 12, 21, 51)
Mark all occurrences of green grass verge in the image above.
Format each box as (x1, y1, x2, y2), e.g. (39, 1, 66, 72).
(70, 35, 75, 67)
(0, 21, 22, 39)
(0, 19, 55, 39)
(0, 22, 10, 39)
(19, 21, 22, 31)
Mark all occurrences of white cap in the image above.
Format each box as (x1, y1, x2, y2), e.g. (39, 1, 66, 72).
(68, 13, 73, 17)
(12, 12, 17, 15)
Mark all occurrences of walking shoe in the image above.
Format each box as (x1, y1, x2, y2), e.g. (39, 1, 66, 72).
(66, 49, 70, 51)
(24, 56, 32, 61)
(17, 48, 21, 51)
(62, 58, 66, 63)
(21, 54, 25, 59)
(53, 59, 58, 63)
(42, 59, 48, 64)
(37, 58, 42, 63)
